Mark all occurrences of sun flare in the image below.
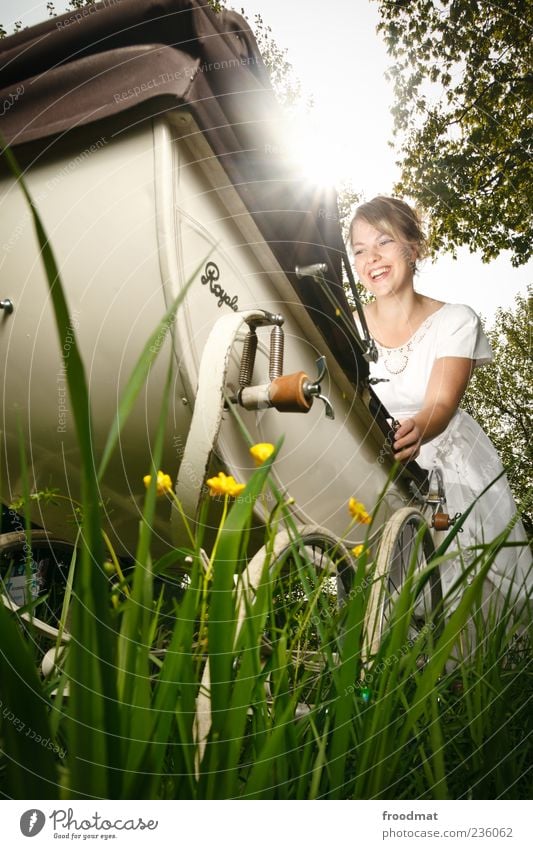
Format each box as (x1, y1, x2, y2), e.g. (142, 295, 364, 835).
(284, 109, 353, 189)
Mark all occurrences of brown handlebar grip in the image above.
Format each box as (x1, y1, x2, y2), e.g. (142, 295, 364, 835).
(432, 512, 451, 531)
(269, 372, 312, 413)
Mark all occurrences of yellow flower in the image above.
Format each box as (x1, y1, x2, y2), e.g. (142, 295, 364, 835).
(348, 497, 371, 525)
(143, 470, 173, 496)
(352, 544, 365, 558)
(249, 442, 275, 466)
(206, 471, 246, 498)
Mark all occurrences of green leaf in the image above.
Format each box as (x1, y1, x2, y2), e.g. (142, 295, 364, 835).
(0, 603, 58, 797)
(0, 137, 121, 799)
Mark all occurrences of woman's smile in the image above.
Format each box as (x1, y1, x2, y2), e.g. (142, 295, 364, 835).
(369, 265, 391, 281)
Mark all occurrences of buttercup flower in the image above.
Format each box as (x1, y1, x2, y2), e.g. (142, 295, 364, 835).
(348, 497, 371, 525)
(249, 442, 275, 466)
(143, 470, 173, 496)
(351, 544, 365, 558)
(206, 471, 246, 498)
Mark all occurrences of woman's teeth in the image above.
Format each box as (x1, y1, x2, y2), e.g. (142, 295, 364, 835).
(370, 267, 389, 280)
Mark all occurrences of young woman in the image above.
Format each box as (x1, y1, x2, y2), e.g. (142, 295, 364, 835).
(350, 195, 531, 605)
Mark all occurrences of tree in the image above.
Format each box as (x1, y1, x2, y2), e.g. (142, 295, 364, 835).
(375, 0, 532, 267)
(463, 292, 532, 535)
(240, 9, 310, 112)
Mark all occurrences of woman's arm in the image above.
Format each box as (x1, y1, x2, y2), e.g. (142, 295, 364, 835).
(393, 357, 474, 461)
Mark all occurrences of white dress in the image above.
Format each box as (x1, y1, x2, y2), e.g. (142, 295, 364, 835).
(367, 302, 531, 606)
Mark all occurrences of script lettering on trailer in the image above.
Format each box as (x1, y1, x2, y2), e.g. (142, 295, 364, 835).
(201, 261, 239, 311)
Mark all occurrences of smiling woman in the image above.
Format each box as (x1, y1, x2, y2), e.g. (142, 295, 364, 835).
(350, 197, 428, 308)
(350, 195, 532, 607)
(352, 221, 416, 297)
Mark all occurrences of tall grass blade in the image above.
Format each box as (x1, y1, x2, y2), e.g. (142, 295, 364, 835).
(0, 603, 59, 797)
(1, 140, 121, 797)
(202, 449, 278, 793)
(117, 357, 173, 795)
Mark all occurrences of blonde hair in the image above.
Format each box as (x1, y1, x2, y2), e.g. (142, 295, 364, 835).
(349, 196, 428, 265)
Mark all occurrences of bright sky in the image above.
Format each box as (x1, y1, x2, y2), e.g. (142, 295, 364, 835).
(2, 0, 531, 321)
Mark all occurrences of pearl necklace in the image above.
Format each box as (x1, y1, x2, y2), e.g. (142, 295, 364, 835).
(381, 347, 410, 374)
(376, 315, 434, 375)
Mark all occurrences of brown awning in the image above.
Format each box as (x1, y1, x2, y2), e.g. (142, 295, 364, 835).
(0, 0, 366, 384)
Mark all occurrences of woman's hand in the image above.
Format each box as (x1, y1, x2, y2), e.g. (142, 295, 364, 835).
(392, 357, 474, 463)
(393, 418, 423, 462)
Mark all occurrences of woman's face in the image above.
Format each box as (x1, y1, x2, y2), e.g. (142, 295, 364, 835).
(351, 217, 417, 298)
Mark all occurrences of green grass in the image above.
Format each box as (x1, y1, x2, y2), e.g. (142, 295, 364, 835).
(0, 141, 531, 800)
